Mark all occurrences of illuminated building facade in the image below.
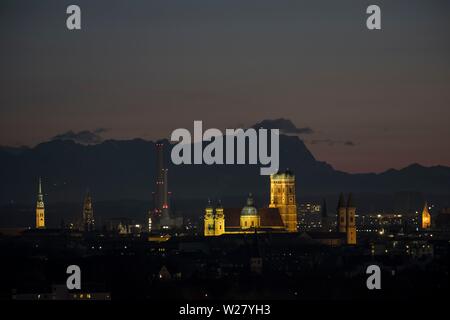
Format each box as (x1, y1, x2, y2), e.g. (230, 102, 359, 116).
(82, 191, 94, 231)
(346, 194, 357, 245)
(240, 194, 261, 229)
(337, 193, 357, 245)
(337, 193, 347, 233)
(421, 202, 431, 229)
(203, 171, 300, 236)
(214, 202, 225, 235)
(204, 200, 225, 237)
(269, 170, 298, 232)
(204, 194, 285, 236)
(204, 200, 216, 236)
(35, 177, 45, 229)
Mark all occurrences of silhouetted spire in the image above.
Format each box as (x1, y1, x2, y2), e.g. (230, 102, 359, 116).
(246, 193, 254, 206)
(337, 193, 345, 209)
(347, 193, 355, 208)
(38, 177, 42, 194)
(37, 177, 44, 204)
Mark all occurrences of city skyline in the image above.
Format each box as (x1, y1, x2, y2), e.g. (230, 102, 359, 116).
(1, 0, 450, 308)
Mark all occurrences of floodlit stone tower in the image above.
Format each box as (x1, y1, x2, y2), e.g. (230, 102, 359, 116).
(35, 177, 45, 229)
(337, 193, 347, 233)
(204, 200, 215, 236)
(269, 170, 297, 232)
(337, 193, 357, 245)
(214, 201, 225, 236)
(421, 202, 431, 229)
(346, 194, 357, 245)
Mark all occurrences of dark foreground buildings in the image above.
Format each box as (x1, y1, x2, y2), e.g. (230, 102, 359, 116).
(0, 224, 448, 300)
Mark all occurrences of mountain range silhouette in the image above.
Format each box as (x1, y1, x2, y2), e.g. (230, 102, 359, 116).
(1, 131, 449, 206)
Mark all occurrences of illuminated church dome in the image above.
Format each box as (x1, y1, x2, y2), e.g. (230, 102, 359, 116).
(240, 193, 260, 229)
(241, 194, 258, 216)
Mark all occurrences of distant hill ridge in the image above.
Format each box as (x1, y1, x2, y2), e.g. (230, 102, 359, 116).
(1, 128, 450, 205)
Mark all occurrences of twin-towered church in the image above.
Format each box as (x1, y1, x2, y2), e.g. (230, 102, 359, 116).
(204, 170, 298, 236)
(203, 169, 358, 246)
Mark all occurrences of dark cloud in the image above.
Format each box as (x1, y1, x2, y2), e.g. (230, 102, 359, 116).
(344, 141, 355, 146)
(93, 128, 109, 134)
(51, 129, 108, 145)
(310, 139, 355, 147)
(252, 118, 313, 135)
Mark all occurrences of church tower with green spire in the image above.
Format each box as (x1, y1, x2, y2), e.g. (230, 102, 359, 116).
(35, 177, 45, 229)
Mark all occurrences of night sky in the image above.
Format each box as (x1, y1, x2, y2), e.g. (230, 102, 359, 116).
(1, 0, 449, 173)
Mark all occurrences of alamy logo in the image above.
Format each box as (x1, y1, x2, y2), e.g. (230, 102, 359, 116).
(66, 5, 81, 30)
(366, 5, 381, 30)
(170, 121, 279, 175)
(66, 265, 81, 290)
(366, 264, 381, 290)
